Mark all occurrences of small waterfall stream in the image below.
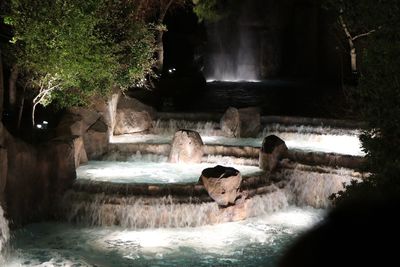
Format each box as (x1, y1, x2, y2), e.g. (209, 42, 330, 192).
(61, 164, 358, 229)
(110, 117, 364, 157)
(0, 206, 10, 264)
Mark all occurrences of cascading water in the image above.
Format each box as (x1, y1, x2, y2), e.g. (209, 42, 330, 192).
(204, 2, 259, 81)
(0, 206, 10, 264)
(63, 162, 358, 229)
(110, 117, 364, 157)
(4, 112, 366, 266)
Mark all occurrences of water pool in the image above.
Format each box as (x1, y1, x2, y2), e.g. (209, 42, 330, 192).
(5, 207, 324, 267)
(77, 161, 262, 184)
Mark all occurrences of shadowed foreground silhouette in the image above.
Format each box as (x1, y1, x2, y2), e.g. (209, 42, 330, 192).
(278, 192, 400, 267)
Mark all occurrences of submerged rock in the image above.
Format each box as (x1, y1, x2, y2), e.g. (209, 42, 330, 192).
(259, 135, 288, 172)
(201, 165, 242, 206)
(168, 129, 204, 163)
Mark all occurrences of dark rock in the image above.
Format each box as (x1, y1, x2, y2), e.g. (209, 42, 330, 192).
(220, 107, 240, 137)
(72, 136, 88, 168)
(83, 130, 109, 160)
(238, 107, 261, 137)
(3, 132, 76, 227)
(220, 107, 261, 137)
(259, 135, 288, 171)
(89, 118, 108, 133)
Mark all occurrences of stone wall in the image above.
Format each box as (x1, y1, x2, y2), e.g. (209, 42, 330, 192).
(0, 122, 77, 227)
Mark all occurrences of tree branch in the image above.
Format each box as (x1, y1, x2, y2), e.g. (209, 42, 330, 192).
(32, 76, 60, 126)
(339, 15, 353, 41)
(159, 0, 175, 23)
(353, 29, 377, 41)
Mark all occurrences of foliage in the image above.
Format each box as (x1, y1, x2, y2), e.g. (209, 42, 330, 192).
(325, 0, 400, 206)
(3, 0, 155, 107)
(321, 0, 398, 34)
(192, 0, 222, 22)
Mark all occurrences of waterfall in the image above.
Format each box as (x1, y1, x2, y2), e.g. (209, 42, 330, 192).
(152, 119, 221, 136)
(204, 1, 259, 82)
(0, 205, 10, 263)
(63, 165, 359, 228)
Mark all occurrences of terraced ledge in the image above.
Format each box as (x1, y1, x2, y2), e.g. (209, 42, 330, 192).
(107, 142, 364, 169)
(287, 149, 365, 169)
(72, 171, 269, 201)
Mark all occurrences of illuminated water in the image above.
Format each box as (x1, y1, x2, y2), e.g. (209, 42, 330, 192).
(111, 121, 363, 156)
(5, 207, 324, 267)
(2, 115, 364, 266)
(77, 160, 262, 184)
(0, 206, 10, 265)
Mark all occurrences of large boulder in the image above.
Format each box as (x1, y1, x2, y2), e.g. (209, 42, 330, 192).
(113, 97, 156, 135)
(56, 113, 83, 136)
(56, 107, 101, 137)
(238, 107, 261, 137)
(168, 130, 204, 163)
(3, 133, 76, 227)
(83, 123, 109, 160)
(72, 136, 88, 168)
(220, 107, 261, 138)
(90, 92, 120, 134)
(114, 110, 153, 135)
(68, 107, 101, 131)
(259, 135, 288, 172)
(220, 107, 240, 137)
(201, 165, 242, 206)
(56, 105, 111, 161)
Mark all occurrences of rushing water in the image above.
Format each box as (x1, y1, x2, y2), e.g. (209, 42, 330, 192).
(5, 207, 324, 267)
(3, 111, 364, 266)
(0, 206, 10, 265)
(77, 160, 262, 184)
(67, 163, 356, 229)
(110, 120, 363, 156)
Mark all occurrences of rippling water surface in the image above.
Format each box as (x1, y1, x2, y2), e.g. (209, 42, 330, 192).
(5, 207, 324, 267)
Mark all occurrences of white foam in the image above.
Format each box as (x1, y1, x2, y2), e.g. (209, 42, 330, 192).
(77, 161, 261, 184)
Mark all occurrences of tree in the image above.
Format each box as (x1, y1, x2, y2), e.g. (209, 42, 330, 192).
(323, 0, 392, 74)
(324, 0, 400, 205)
(132, 0, 187, 74)
(192, 0, 223, 22)
(133, 0, 225, 73)
(4, 0, 155, 124)
(2, 0, 225, 125)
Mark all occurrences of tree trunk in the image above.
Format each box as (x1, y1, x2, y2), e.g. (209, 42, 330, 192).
(17, 86, 26, 130)
(154, 0, 174, 74)
(9, 64, 19, 113)
(350, 47, 357, 74)
(155, 30, 164, 72)
(0, 50, 4, 117)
